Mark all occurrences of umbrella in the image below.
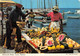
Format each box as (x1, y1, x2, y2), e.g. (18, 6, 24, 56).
(0, 0, 16, 7)
(0, 0, 16, 39)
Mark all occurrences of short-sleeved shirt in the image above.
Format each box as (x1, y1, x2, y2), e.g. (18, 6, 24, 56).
(47, 12, 63, 21)
(29, 13, 35, 18)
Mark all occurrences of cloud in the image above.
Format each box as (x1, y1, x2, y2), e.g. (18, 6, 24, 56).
(79, 0, 80, 2)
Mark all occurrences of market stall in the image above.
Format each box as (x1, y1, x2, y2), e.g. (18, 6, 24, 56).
(14, 26, 80, 53)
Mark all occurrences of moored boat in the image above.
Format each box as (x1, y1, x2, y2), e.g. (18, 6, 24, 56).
(67, 16, 80, 19)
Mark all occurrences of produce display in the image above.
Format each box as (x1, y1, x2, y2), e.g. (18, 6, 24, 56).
(15, 41, 32, 53)
(25, 27, 80, 51)
(16, 21, 26, 29)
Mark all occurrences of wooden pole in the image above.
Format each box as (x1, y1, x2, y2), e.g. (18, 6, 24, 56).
(1, 3, 3, 39)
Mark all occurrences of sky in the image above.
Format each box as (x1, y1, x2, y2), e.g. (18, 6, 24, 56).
(12, 0, 80, 9)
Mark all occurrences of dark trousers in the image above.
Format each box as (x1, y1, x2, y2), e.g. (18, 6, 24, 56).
(29, 21, 33, 26)
(6, 21, 22, 48)
(26, 21, 33, 28)
(30, 21, 33, 26)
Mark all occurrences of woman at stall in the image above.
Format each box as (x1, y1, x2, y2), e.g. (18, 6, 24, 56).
(35, 6, 63, 32)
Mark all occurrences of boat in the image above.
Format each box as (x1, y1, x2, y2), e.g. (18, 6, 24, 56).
(75, 9, 80, 14)
(34, 18, 67, 26)
(64, 11, 71, 14)
(64, 11, 74, 14)
(67, 16, 80, 19)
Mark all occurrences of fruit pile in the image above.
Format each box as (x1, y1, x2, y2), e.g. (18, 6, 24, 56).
(26, 27, 60, 39)
(15, 41, 32, 53)
(25, 27, 80, 51)
(17, 21, 26, 29)
(66, 38, 80, 49)
(48, 45, 65, 50)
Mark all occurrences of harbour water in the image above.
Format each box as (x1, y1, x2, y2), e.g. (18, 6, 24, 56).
(34, 8, 80, 44)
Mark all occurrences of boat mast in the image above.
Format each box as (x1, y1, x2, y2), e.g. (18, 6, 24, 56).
(51, 0, 53, 8)
(26, 0, 27, 8)
(48, 0, 52, 9)
(55, 0, 58, 6)
(50, 0, 52, 8)
(30, 0, 32, 9)
(37, 0, 38, 9)
(41, 0, 43, 9)
(20, 0, 22, 4)
(39, 0, 40, 9)
(48, 0, 49, 8)
(44, 0, 46, 9)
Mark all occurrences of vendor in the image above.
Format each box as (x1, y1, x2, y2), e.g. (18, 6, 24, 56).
(6, 4, 28, 50)
(28, 9, 35, 27)
(6, 7, 12, 19)
(35, 6, 63, 32)
(25, 10, 29, 27)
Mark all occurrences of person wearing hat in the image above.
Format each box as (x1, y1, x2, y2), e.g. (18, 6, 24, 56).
(35, 6, 63, 32)
(6, 4, 29, 50)
(28, 9, 35, 28)
(6, 7, 12, 19)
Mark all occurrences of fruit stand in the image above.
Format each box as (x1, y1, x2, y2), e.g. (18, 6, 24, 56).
(16, 27, 80, 53)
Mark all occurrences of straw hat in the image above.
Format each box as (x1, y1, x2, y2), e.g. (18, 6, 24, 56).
(16, 4, 23, 8)
(52, 6, 60, 12)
